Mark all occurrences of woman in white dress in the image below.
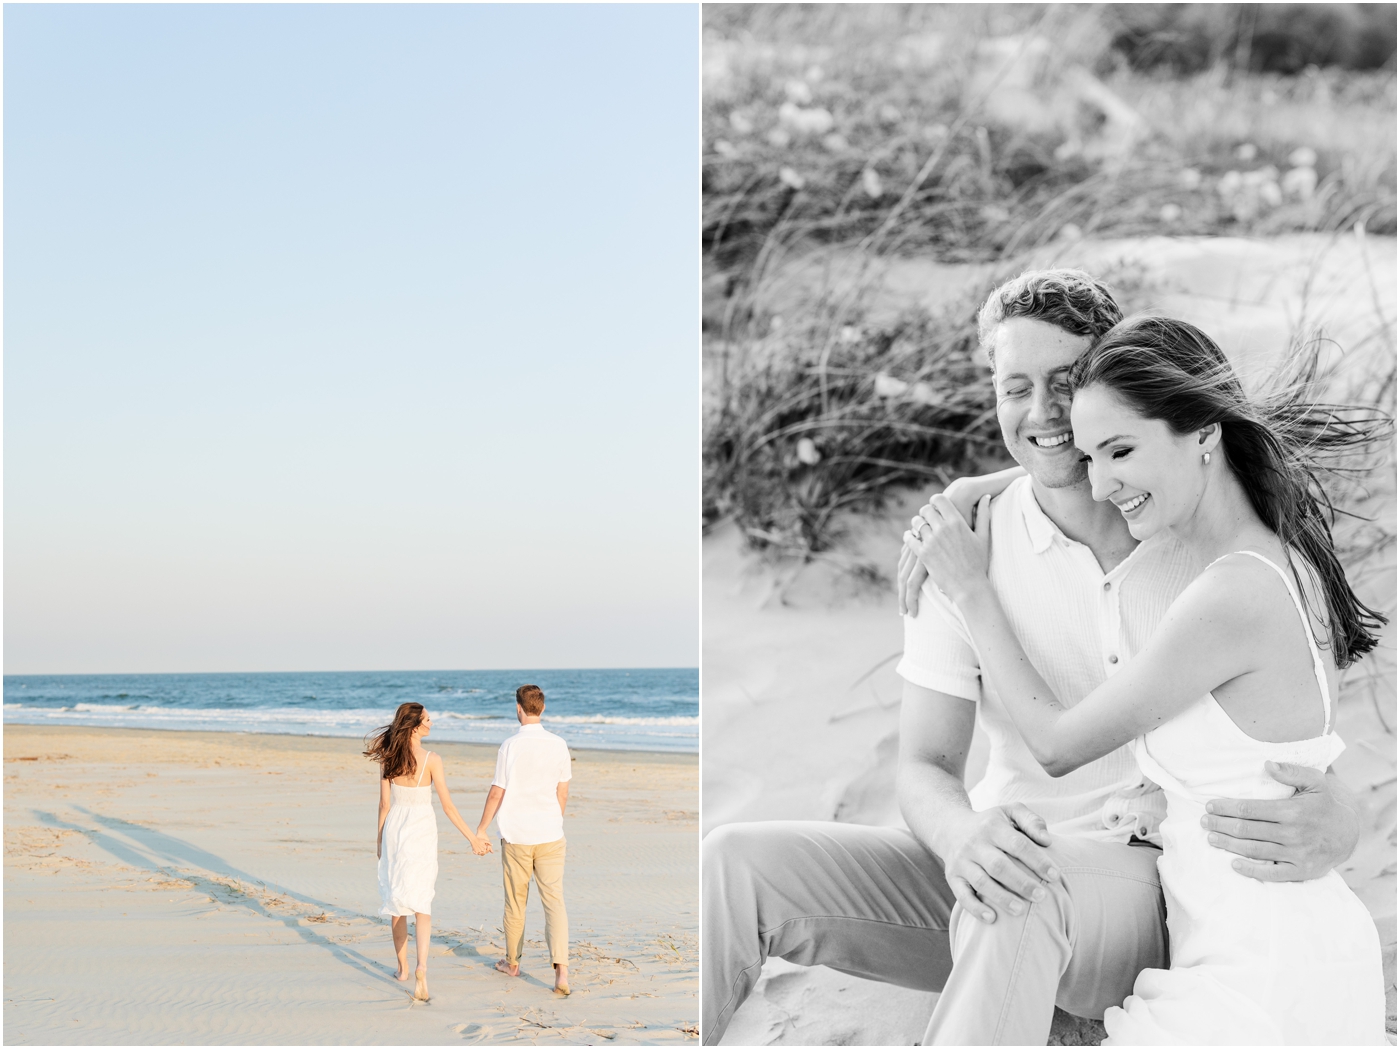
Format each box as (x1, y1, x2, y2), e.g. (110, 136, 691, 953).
(908, 316, 1389, 1044)
(365, 702, 492, 1001)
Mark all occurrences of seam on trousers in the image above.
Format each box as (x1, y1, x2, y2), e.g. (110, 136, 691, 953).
(711, 958, 765, 1045)
(991, 902, 1038, 1044)
(759, 912, 951, 937)
(1056, 866, 1160, 888)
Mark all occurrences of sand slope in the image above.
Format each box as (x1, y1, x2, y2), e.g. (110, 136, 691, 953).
(4, 726, 698, 1045)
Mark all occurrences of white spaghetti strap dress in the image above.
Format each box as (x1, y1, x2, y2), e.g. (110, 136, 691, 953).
(377, 752, 439, 917)
(1103, 552, 1388, 1045)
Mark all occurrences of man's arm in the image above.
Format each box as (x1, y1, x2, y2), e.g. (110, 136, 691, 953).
(898, 681, 1060, 924)
(557, 781, 569, 817)
(476, 785, 505, 839)
(1204, 762, 1360, 881)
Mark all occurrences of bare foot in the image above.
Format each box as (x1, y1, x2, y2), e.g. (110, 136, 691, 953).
(413, 968, 430, 1002)
(494, 959, 520, 977)
(394, 967, 410, 982)
(553, 962, 570, 996)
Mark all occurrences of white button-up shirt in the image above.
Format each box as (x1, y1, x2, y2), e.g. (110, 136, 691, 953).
(897, 476, 1202, 841)
(492, 723, 573, 846)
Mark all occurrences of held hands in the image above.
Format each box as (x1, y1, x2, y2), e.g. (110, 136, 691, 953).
(944, 803, 1060, 923)
(470, 834, 494, 857)
(902, 493, 993, 606)
(1202, 762, 1360, 881)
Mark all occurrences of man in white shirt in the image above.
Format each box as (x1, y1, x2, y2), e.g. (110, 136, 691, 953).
(477, 684, 573, 996)
(702, 270, 1362, 1045)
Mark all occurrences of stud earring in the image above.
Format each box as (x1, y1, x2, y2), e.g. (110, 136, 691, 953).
(1202, 452, 1211, 465)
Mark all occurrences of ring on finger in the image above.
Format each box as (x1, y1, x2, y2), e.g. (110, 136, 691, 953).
(910, 515, 929, 538)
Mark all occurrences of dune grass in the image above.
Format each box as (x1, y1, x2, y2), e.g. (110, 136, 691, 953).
(703, 4, 1396, 558)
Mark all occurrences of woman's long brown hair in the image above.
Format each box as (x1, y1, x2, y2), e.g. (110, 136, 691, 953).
(363, 702, 426, 781)
(1071, 316, 1390, 667)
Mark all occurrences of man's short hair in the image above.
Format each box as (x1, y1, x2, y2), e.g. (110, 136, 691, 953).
(516, 684, 546, 716)
(976, 269, 1123, 369)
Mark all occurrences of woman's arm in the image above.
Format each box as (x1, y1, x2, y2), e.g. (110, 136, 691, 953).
(429, 755, 493, 855)
(910, 497, 1262, 775)
(377, 777, 391, 859)
(900, 466, 1026, 616)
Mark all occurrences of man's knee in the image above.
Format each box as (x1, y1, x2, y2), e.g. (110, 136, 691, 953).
(950, 875, 1073, 948)
(703, 821, 780, 898)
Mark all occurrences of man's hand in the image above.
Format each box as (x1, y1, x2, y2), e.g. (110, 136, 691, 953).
(1203, 761, 1360, 881)
(897, 541, 931, 617)
(943, 803, 1060, 923)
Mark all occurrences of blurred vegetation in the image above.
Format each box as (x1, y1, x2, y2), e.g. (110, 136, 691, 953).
(702, 3, 1397, 559)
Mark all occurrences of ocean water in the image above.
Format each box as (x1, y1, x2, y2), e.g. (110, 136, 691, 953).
(3, 668, 698, 753)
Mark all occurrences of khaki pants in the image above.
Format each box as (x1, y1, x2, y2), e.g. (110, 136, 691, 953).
(501, 837, 568, 967)
(702, 820, 1167, 1046)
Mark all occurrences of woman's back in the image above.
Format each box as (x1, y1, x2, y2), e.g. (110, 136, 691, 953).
(379, 750, 439, 917)
(1205, 549, 1340, 744)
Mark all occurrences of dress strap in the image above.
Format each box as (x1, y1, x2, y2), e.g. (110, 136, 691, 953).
(415, 753, 432, 787)
(1210, 550, 1333, 733)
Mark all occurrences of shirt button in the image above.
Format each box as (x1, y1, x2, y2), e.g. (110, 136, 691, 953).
(1109, 655, 1119, 664)
(1103, 581, 1112, 591)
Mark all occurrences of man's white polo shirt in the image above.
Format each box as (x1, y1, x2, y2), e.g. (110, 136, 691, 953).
(897, 475, 1201, 841)
(492, 723, 573, 846)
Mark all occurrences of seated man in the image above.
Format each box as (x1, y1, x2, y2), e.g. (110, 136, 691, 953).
(702, 269, 1360, 1045)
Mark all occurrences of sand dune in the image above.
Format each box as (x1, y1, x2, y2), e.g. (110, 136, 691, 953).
(4, 725, 698, 1045)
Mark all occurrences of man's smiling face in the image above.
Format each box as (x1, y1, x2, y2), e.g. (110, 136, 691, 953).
(991, 317, 1093, 489)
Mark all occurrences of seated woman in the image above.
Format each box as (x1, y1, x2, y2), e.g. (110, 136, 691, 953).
(906, 316, 1389, 1045)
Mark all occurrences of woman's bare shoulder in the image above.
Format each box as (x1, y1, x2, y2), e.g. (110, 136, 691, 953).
(1170, 549, 1291, 632)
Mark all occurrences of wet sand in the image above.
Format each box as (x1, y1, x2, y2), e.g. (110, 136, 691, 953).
(3, 725, 698, 1045)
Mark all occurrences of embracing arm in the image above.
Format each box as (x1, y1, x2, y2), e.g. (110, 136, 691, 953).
(911, 496, 1258, 776)
(952, 571, 1256, 775)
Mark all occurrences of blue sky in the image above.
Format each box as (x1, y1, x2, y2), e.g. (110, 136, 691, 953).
(4, 4, 699, 674)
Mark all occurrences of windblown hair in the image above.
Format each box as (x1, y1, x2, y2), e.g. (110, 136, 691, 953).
(977, 269, 1124, 367)
(363, 702, 426, 781)
(516, 685, 545, 716)
(1069, 315, 1390, 667)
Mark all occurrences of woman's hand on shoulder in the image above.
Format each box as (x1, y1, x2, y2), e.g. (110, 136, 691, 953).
(899, 466, 1021, 616)
(905, 494, 993, 605)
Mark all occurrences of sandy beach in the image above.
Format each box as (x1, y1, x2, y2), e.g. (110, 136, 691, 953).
(3, 725, 698, 1045)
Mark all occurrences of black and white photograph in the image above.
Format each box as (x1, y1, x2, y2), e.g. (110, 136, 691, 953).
(701, 4, 1397, 1045)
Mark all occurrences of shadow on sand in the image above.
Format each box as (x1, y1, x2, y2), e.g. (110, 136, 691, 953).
(33, 806, 405, 991)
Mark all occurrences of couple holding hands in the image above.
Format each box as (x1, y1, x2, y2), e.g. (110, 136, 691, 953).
(367, 685, 573, 1002)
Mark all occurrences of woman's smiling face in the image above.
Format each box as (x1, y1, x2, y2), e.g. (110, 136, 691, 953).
(1070, 383, 1210, 540)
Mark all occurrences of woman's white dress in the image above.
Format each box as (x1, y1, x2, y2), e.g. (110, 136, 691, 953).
(378, 753, 438, 917)
(1103, 552, 1388, 1045)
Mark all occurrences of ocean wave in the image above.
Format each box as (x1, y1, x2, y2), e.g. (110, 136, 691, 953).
(542, 715, 699, 726)
(73, 702, 138, 712)
(437, 712, 504, 721)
